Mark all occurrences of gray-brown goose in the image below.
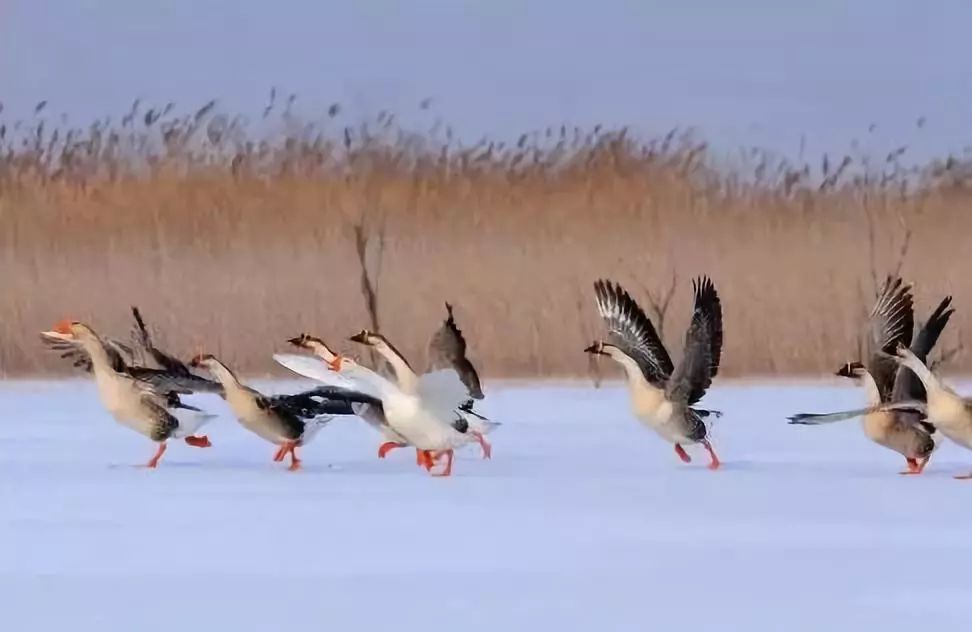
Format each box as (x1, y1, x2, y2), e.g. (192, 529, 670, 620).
(585, 277, 724, 469)
(190, 353, 377, 471)
(788, 277, 952, 475)
(41, 319, 217, 468)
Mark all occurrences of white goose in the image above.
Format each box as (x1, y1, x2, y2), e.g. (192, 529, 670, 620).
(585, 277, 724, 469)
(283, 305, 497, 461)
(275, 332, 474, 477)
(42, 319, 217, 468)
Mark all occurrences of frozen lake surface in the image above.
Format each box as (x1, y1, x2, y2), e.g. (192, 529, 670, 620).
(3, 378, 972, 631)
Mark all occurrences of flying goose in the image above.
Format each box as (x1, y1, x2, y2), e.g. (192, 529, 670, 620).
(41, 319, 217, 467)
(190, 353, 376, 471)
(892, 343, 972, 479)
(585, 277, 724, 469)
(276, 332, 474, 476)
(788, 278, 952, 474)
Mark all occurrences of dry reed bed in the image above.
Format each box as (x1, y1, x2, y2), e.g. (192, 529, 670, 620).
(1, 104, 970, 378)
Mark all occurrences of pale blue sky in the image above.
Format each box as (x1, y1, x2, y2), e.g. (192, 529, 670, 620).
(2, 0, 969, 160)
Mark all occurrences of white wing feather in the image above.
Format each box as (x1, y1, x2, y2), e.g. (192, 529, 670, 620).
(417, 369, 471, 423)
(272, 353, 394, 401)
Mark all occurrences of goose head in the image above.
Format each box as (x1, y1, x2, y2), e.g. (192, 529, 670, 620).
(349, 329, 384, 347)
(42, 319, 96, 342)
(189, 353, 219, 370)
(835, 361, 867, 381)
(584, 340, 609, 356)
(287, 333, 338, 362)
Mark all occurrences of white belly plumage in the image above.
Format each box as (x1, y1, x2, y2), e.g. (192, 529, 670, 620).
(383, 393, 457, 451)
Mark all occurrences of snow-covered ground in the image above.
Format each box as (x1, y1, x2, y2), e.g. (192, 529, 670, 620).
(3, 378, 972, 631)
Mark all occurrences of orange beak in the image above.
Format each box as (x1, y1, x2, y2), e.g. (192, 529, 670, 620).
(52, 319, 74, 335)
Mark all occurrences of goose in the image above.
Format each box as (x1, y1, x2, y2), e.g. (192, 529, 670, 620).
(189, 353, 377, 471)
(41, 319, 217, 468)
(284, 304, 497, 460)
(275, 332, 473, 476)
(585, 277, 724, 469)
(892, 343, 972, 479)
(787, 277, 952, 474)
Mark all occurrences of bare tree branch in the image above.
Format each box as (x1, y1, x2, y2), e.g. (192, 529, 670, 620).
(576, 290, 602, 388)
(888, 214, 912, 282)
(862, 201, 879, 298)
(352, 218, 387, 370)
(640, 268, 678, 342)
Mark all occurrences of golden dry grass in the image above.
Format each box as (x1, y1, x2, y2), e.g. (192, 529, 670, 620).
(2, 103, 970, 378)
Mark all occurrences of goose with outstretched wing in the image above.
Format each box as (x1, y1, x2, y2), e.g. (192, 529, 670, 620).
(191, 353, 377, 471)
(277, 331, 480, 477)
(787, 277, 950, 475)
(585, 277, 723, 469)
(40, 319, 217, 468)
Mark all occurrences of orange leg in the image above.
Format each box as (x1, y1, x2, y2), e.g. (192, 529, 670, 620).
(900, 457, 921, 475)
(287, 443, 302, 472)
(184, 435, 211, 448)
(430, 450, 454, 477)
(703, 440, 721, 470)
(674, 443, 692, 463)
(273, 444, 287, 462)
(471, 431, 492, 459)
(378, 442, 406, 459)
(146, 442, 167, 468)
(417, 450, 435, 471)
(901, 456, 932, 476)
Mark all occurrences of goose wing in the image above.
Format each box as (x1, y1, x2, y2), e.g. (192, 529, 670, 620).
(787, 400, 928, 425)
(427, 302, 484, 400)
(892, 295, 954, 403)
(867, 276, 914, 402)
(593, 279, 673, 387)
(40, 331, 133, 373)
(127, 366, 224, 396)
(264, 386, 383, 419)
(273, 353, 393, 402)
(128, 306, 196, 377)
(665, 277, 723, 405)
(417, 369, 471, 424)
